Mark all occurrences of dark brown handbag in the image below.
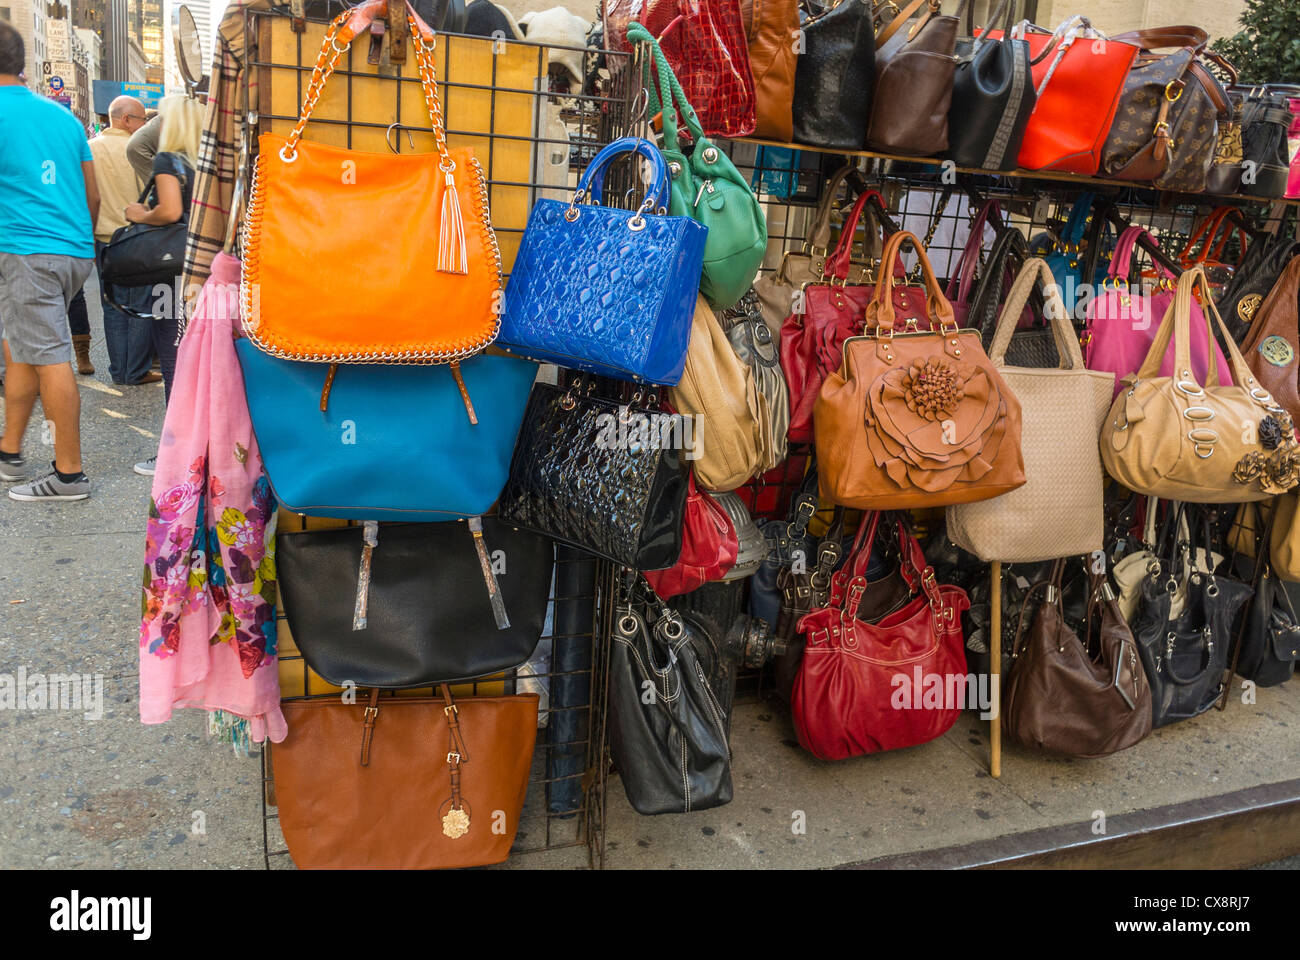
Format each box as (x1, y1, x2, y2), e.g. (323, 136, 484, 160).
(270, 687, 538, 869)
(1238, 252, 1300, 424)
(1003, 561, 1152, 758)
(741, 0, 801, 142)
(865, 0, 965, 156)
(1099, 26, 1235, 193)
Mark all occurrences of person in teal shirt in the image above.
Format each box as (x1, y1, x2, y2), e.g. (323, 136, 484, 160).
(0, 21, 101, 501)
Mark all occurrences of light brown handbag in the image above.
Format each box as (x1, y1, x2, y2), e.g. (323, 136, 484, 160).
(740, 0, 800, 142)
(1270, 492, 1300, 581)
(947, 258, 1114, 562)
(668, 296, 764, 492)
(1100, 266, 1297, 504)
(814, 229, 1026, 510)
(752, 164, 883, 332)
(1238, 253, 1300, 424)
(270, 687, 537, 869)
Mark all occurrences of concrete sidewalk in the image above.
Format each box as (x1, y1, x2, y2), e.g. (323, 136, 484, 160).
(2, 277, 1298, 870)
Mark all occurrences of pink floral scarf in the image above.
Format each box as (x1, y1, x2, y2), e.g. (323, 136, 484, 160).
(139, 252, 285, 748)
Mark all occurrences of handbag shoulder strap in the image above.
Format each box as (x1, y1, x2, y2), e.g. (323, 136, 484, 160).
(989, 257, 1083, 369)
(1135, 266, 1258, 390)
(947, 198, 1004, 304)
(1110, 25, 1208, 52)
(867, 230, 956, 334)
(823, 188, 890, 281)
(628, 21, 706, 154)
(806, 164, 860, 253)
(875, 0, 930, 48)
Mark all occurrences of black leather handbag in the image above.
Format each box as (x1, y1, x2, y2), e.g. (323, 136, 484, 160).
(1132, 509, 1251, 727)
(1239, 85, 1295, 199)
(1229, 545, 1300, 689)
(499, 379, 688, 571)
(791, 0, 877, 150)
(608, 591, 733, 815)
(971, 228, 1059, 369)
(97, 173, 187, 289)
(277, 519, 554, 688)
(1217, 214, 1299, 344)
(946, 0, 1035, 171)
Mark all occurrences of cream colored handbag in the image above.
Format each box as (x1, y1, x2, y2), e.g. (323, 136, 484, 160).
(667, 296, 763, 492)
(947, 258, 1114, 562)
(1100, 266, 1295, 503)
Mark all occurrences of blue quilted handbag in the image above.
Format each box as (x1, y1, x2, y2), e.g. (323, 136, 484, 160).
(235, 340, 538, 520)
(497, 137, 707, 385)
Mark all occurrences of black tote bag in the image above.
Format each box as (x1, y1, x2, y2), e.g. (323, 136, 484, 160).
(277, 519, 554, 688)
(946, 0, 1036, 171)
(791, 0, 877, 150)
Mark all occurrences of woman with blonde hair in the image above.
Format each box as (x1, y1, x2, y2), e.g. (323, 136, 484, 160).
(123, 93, 201, 475)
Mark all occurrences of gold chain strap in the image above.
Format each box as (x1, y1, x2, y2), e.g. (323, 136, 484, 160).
(408, 16, 456, 174)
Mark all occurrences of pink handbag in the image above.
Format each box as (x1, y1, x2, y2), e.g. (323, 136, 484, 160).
(1083, 226, 1232, 399)
(1286, 95, 1300, 200)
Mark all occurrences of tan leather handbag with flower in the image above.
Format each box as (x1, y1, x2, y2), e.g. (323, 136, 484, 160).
(814, 230, 1026, 510)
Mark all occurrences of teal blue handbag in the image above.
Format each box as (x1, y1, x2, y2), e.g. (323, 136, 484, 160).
(1032, 192, 1114, 318)
(628, 21, 767, 312)
(235, 342, 537, 520)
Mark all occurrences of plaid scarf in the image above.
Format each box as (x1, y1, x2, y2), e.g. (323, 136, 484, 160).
(180, 0, 267, 331)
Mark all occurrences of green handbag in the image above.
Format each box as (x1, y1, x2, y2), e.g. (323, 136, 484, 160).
(628, 21, 767, 312)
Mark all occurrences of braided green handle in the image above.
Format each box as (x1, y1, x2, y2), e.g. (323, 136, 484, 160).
(625, 20, 706, 154)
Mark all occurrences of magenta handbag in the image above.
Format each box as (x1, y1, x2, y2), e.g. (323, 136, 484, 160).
(1287, 95, 1300, 200)
(1083, 226, 1232, 399)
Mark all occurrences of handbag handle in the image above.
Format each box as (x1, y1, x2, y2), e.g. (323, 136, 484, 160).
(866, 230, 957, 335)
(946, 198, 1005, 306)
(987, 257, 1084, 369)
(822, 188, 893, 281)
(967, 0, 1016, 51)
(842, 515, 938, 620)
(1110, 25, 1209, 53)
(805, 163, 861, 254)
(875, 0, 931, 48)
(1108, 225, 1176, 282)
(1177, 206, 1249, 268)
(1134, 267, 1267, 398)
(627, 21, 709, 157)
(575, 136, 671, 212)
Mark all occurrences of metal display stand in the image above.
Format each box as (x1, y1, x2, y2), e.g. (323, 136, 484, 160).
(248, 4, 641, 869)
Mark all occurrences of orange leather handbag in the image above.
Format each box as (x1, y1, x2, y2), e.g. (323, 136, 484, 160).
(814, 230, 1026, 510)
(241, 4, 501, 373)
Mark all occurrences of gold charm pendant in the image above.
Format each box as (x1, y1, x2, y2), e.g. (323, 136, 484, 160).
(442, 805, 470, 839)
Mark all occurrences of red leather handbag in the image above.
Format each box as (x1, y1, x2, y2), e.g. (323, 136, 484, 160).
(987, 17, 1138, 174)
(791, 513, 970, 761)
(604, 0, 757, 138)
(779, 189, 925, 444)
(643, 471, 739, 599)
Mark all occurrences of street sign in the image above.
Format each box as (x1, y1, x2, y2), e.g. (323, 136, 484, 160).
(91, 80, 165, 114)
(48, 76, 64, 92)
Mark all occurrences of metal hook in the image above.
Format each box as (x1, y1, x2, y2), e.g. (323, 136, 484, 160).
(628, 86, 650, 126)
(385, 122, 417, 154)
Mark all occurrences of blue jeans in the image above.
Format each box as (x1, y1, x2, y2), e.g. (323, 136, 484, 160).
(94, 240, 153, 384)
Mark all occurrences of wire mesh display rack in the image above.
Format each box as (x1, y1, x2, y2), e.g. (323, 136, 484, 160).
(246, 2, 641, 870)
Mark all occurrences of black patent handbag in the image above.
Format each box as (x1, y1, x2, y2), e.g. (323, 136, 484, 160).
(946, 0, 1036, 171)
(791, 0, 877, 150)
(498, 379, 688, 571)
(277, 519, 554, 688)
(1132, 509, 1251, 727)
(608, 589, 733, 815)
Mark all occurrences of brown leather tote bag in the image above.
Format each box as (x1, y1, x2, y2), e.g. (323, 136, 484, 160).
(865, 0, 964, 155)
(271, 687, 538, 869)
(1003, 561, 1152, 758)
(814, 229, 1026, 509)
(741, 0, 801, 142)
(1239, 253, 1300, 424)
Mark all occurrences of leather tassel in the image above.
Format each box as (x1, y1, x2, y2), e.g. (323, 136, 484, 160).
(352, 521, 379, 630)
(438, 168, 468, 275)
(320, 363, 339, 412)
(450, 361, 478, 425)
(468, 516, 510, 629)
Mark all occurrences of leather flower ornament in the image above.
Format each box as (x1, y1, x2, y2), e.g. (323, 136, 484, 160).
(864, 358, 1010, 493)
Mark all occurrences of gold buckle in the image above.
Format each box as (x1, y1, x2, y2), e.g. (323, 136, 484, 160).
(447, 752, 461, 764)
(1164, 80, 1184, 102)
(444, 704, 458, 717)
(364, 706, 378, 720)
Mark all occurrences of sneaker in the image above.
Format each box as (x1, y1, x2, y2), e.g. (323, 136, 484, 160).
(133, 456, 157, 477)
(0, 455, 26, 483)
(8, 468, 91, 502)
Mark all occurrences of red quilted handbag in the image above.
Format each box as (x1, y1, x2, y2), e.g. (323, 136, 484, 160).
(779, 189, 927, 445)
(791, 513, 970, 761)
(604, 0, 757, 138)
(643, 471, 739, 599)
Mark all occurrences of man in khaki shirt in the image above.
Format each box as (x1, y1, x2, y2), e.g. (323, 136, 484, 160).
(87, 95, 158, 385)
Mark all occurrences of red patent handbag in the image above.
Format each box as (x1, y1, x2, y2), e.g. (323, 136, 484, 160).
(791, 513, 970, 761)
(779, 188, 927, 444)
(643, 471, 739, 599)
(604, 0, 757, 138)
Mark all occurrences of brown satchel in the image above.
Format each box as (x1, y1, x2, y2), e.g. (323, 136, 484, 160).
(1239, 253, 1300, 425)
(814, 229, 1026, 510)
(740, 0, 800, 142)
(865, 0, 964, 156)
(271, 687, 538, 869)
(1004, 561, 1152, 758)
(1099, 26, 1235, 192)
